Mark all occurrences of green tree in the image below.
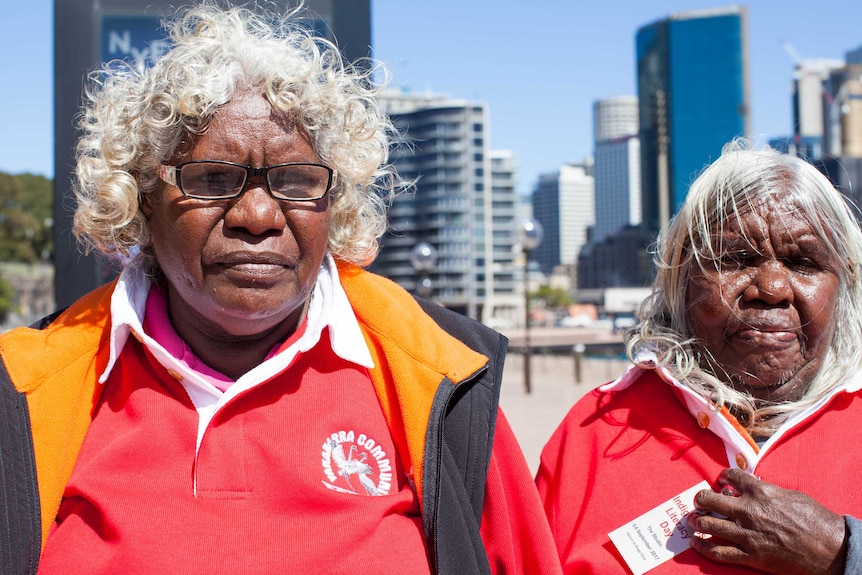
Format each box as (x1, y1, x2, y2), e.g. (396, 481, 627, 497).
(0, 274, 17, 324)
(532, 285, 572, 310)
(0, 172, 53, 262)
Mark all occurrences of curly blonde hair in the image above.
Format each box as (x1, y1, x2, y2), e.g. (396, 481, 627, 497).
(73, 2, 399, 270)
(629, 139, 862, 437)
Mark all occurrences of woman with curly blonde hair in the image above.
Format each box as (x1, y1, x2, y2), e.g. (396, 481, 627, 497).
(539, 140, 862, 574)
(0, 4, 560, 574)
(73, 2, 391, 269)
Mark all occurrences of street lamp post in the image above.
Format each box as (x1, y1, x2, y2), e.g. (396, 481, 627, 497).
(410, 242, 438, 300)
(518, 219, 543, 394)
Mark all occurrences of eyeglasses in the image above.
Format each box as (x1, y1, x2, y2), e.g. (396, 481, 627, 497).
(157, 160, 333, 201)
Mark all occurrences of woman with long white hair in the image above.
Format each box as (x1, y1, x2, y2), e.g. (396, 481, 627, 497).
(539, 140, 862, 574)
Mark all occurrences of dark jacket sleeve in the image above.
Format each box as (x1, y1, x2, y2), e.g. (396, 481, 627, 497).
(416, 298, 504, 575)
(844, 515, 862, 575)
(0, 357, 42, 575)
(415, 298, 562, 575)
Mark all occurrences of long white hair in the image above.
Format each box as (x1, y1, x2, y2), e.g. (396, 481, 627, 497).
(629, 139, 862, 436)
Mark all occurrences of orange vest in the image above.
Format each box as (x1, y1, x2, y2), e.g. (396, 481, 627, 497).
(0, 261, 488, 550)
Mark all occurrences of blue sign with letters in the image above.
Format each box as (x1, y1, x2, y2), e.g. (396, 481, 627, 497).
(100, 15, 169, 69)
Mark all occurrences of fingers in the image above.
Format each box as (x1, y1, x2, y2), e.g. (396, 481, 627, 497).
(688, 471, 848, 575)
(688, 511, 744, 544)
(693, 487, 736, 518)
(695, 468, 765, 517)
(689, 531, 752, 566)
(718, 467, 760, 494)
(687, 505, 759, 569)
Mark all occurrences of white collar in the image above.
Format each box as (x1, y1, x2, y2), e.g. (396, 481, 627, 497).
(103, 254, 374, 474)
(602, 349, 862, 396)
(601, 350, 862, 470)
(101, 253, 374, 387)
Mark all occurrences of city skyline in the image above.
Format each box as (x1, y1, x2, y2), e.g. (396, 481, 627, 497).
(3, 0, 862, 195)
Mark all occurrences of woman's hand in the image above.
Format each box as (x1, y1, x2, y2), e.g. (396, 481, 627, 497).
(686, 468, 847, 575)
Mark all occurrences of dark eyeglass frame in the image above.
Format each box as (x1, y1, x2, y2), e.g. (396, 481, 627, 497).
(157, 160, 334, 201)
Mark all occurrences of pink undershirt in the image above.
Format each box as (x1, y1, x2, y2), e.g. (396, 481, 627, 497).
(142, 286, 307, 391)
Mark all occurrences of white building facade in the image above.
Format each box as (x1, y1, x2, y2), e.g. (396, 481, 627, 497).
(374, 89, 518, 322)
(593, 137, 641, 245)
(592, 96, 641, 245)
(593, 96, 639, 142)
(532, 163, 595, 283)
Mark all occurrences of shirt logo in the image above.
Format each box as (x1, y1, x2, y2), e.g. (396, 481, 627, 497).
(321, 430, 393, 496)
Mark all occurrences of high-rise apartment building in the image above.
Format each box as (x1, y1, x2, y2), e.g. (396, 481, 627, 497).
(824, 54, 862, 159)
(592, 138, 641, 245)
(593, 96, 639, 142)
(577, 97, 645, 289)
(767, 45, 862, 212)
(820, 45, 862, 209)
(372, 90, 497, 320)
(592, 97, 641, 245)
(790, 58, 844, 160)
(531, 163, 594, 284)
(489, 151, 519, 296)
(636, 6, 750, 235)
(486, 150, 522, 327)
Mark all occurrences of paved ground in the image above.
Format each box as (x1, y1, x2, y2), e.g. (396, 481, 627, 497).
(498, 352, 630, 474)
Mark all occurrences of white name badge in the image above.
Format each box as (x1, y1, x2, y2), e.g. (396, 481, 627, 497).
(608, 480, 709, 575)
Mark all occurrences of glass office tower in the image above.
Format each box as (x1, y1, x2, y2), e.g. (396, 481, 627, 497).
(636, 7, 750, 235)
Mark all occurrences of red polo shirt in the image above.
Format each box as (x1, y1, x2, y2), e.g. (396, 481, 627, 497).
(38, 303, 432, 573)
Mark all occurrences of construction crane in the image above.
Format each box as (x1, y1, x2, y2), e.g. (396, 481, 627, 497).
(781, 39, 803, 69)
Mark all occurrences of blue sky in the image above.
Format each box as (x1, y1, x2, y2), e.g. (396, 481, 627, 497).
(3, 1, 862, 194)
